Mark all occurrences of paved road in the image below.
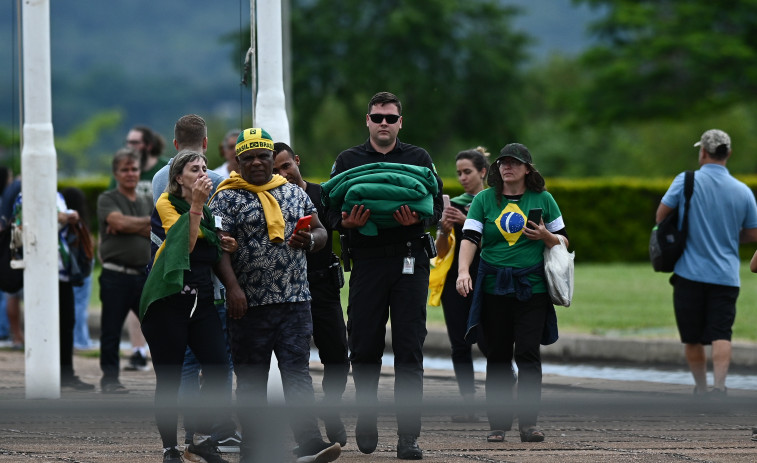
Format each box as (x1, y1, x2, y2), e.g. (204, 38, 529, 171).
(1, 348, 756, 462)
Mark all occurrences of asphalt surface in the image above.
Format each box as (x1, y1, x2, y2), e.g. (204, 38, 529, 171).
(1, 342, 757, 463)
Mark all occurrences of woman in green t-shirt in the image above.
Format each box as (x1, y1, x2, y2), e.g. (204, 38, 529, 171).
(456, 143, 569, 444)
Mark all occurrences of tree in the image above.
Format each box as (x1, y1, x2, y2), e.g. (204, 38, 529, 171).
(55, 110, 123, 176)
(232, 0, 531, 174)
(0, 126, 22, 174)
(575, 0, 757, 124)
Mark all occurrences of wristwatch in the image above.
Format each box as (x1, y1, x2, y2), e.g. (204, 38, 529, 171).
(308, 235, 316, 252)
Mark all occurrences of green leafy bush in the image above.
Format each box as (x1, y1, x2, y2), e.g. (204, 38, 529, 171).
(61, 174, 757, 263)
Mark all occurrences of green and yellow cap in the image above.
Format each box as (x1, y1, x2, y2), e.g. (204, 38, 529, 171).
(236, 128, 274, 156)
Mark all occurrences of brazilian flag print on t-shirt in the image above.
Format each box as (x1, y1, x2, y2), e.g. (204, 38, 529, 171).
(466, 188, 563, 293)
(495, 203, 527, 246)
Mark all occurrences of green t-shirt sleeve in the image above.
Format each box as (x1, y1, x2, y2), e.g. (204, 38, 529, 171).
(467, 190, 485, 224)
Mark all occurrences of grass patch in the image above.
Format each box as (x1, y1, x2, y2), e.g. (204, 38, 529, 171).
(87, 262, 757, 342)
(339, 262, 757, 342)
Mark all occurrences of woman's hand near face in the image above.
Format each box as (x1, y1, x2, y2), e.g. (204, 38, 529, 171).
(191, 176, 213, 206)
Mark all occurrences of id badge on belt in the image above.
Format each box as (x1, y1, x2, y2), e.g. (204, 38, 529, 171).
(403, 256, 415, 274)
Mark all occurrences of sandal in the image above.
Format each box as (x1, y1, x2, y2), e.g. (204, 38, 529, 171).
(519, 427, 545, 443)
(751, 427, 757, 442)
(486, 430, 505, 443)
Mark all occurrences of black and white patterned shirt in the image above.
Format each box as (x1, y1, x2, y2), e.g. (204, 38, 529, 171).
(210, 182, 316, 307)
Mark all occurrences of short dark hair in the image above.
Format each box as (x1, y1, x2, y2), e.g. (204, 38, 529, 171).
(112, 148, 140, 173)
(455, 146, 490, 173)
(167, 150, 207, 197)
(174, 114, 207, 148)
(709, 144, 730, 160)
(131, 125, 160, 154)
(273, 142, 296, 159)
(368, 92, 402, 114)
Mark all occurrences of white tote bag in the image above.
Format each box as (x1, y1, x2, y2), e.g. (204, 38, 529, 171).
(543, 234, 574, 307)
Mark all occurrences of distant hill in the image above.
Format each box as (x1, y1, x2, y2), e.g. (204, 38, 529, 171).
(0, 0, 249, 139)
(0, 0, 601, 174)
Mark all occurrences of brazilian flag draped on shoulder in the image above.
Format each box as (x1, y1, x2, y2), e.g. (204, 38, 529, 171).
(138, 193, 221, 320)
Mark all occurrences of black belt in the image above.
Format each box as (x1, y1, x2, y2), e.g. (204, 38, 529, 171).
(349, 237, 426, 260)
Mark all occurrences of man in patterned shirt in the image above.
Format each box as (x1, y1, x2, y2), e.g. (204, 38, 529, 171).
(211, 128, 341, 463)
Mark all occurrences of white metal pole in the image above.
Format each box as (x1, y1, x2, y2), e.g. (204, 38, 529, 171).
(254, 0, 288, 402)
(254, 0, 291, 144)
(21, 0, 61, 399)
(250, 0, 257, 126)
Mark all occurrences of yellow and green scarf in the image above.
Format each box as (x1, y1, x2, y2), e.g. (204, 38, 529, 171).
(209, 171, 288, 243)
(139, 194, 220, 320)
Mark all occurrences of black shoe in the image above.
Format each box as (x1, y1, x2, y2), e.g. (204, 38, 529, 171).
(324, 416, 347, 447)
(163, 447, 184, 462)
(61, 376, 95, 391)
(185, 439, 228, 463)
(101, 381, 129, 394)
(355, 414, 378, 454)
(397, 434, 423, 460)
(125, 350, 150, 371)
(294, 440, 341, 463)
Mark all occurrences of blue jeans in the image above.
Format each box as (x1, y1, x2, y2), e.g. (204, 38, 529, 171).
(0, 291, 8, 338)
(73, 274, 93, 349)
(180, 301, 235, 442)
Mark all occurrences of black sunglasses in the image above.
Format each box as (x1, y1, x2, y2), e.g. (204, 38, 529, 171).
(368, 113, 400, 124)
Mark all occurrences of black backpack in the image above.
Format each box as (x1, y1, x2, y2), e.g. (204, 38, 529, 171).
(649, 170, 694, 272)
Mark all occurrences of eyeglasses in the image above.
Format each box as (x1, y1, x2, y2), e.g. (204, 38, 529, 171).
(125, 139, 142, 146)
(368, 113, 400, 124)
(498, 157, 524, 167)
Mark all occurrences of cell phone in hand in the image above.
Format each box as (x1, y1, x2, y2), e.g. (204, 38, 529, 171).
(526, 208, 542, 230)
(443, 194, 451, 209)
(294, 215, 312, 234)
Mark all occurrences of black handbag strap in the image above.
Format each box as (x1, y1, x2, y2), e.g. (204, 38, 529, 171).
(681, 170, 695, 237)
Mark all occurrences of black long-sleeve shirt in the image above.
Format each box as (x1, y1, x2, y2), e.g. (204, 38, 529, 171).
(326, 138, 443, 249)
(304, 181, 333, 272)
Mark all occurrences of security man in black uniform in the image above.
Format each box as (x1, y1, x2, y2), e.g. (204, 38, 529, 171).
(272, 142, 349, 448)
(326, 92, 443, 460)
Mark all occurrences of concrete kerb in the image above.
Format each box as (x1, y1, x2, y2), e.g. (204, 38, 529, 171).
(88, 311, 757, 369)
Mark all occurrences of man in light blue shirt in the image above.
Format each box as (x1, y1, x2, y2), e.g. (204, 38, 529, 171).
(656, 129, 757, 397)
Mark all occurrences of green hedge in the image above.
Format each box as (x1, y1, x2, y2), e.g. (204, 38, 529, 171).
(62, 174, 757, 263)
(58, 176, 110, 234)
